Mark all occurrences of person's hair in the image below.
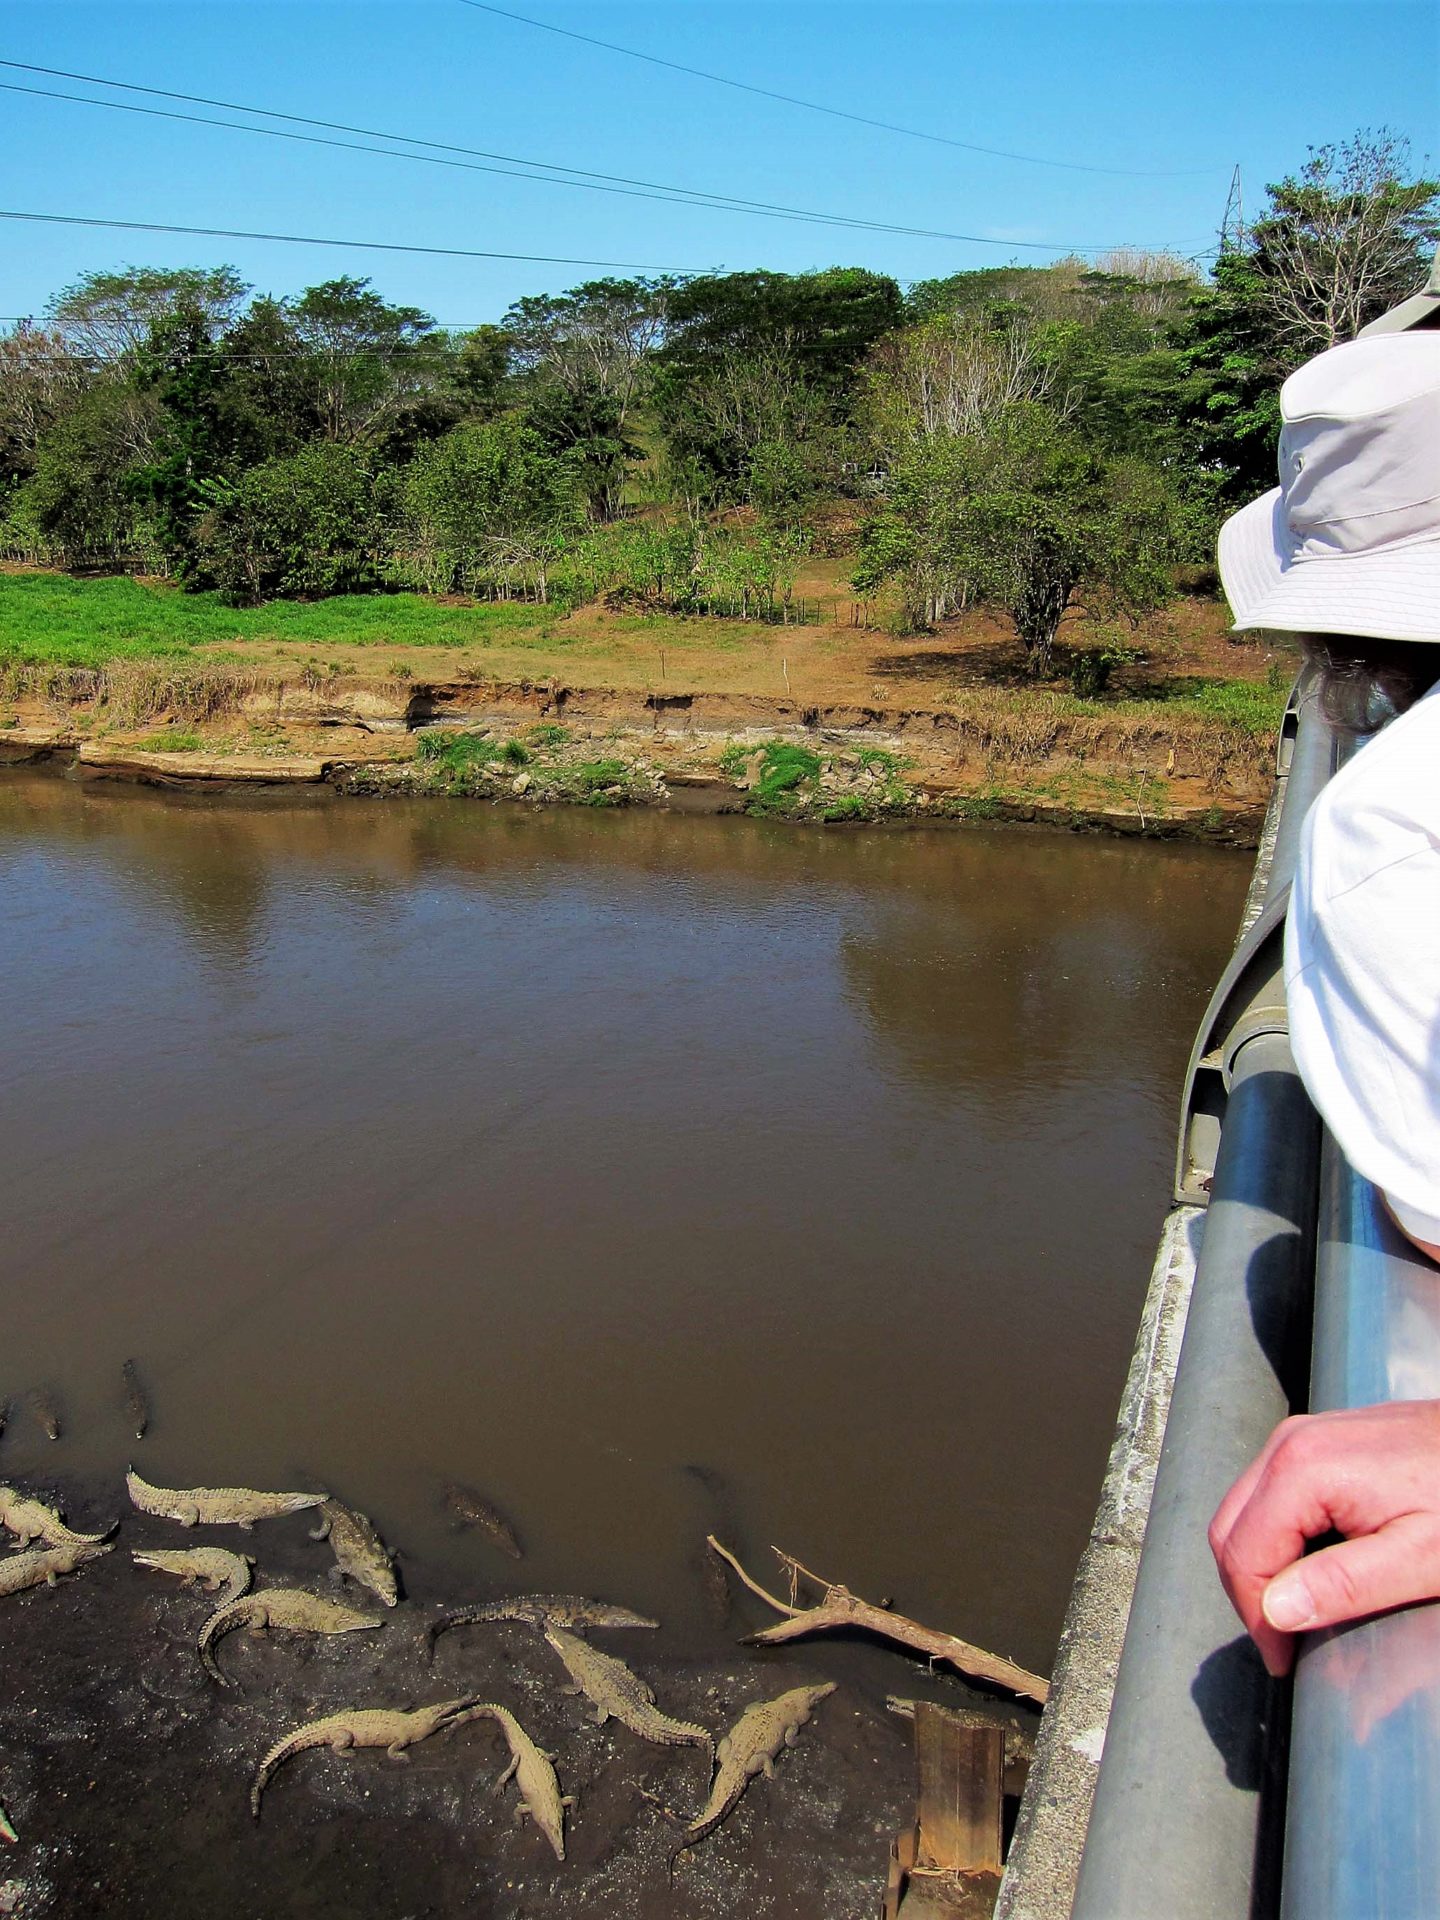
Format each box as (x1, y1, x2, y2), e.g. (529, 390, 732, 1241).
(1300, 634, 1440, 735)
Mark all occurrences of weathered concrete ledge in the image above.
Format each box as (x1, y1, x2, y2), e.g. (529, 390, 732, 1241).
(995, 1208, 1204, 1920)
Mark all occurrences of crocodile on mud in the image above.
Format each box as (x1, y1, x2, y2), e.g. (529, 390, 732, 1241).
(674, 1682, 836, 1854)
(309, 1498, 397, 1607)
(455, 1702, 572, 1862)
(199, 1587, 383, 1686)
(127, 1469, 326, 1530)
(442, 1483, 523, 1559)
(133, 1547, 254, 1608)
(0, 1487, 115, 1551)
(543, 1624, 712, 1755)
(250, 1697, 485, 1818)
(426, 1593, 658, 1660)
(0, 1540, 113, 1598)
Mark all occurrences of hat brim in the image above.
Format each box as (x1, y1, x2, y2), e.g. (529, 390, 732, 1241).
(1218, 488, 1440, 643)
(1360, 289, 1440, 336)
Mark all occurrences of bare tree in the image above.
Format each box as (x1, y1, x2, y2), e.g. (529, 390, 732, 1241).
(1251, 131, 1439, 352)
(503, 278, 672, 434)
(46, 266, 250, 362)
(0, 325, 90, 473)
(863, 311, 1054, 453)
(1091, 249, 1200, 319)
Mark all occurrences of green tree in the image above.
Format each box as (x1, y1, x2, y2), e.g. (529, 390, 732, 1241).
(24, 380, 159, 566)
(213, 299, 323, 465)
(284, 277, 443, 448)
(194, 443, 392, 602)
(955, 410, 1176, 675)
(653, 267, 901, 496)
(503, 279, 668, 518)
(445, 325, 511, 422)
(396, 418, 583, 598)
(856, 405, 1178, 671)
(129, 312, 229, 573)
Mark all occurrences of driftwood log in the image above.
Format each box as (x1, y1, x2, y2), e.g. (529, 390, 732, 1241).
(706, 1537, 1049, 1706)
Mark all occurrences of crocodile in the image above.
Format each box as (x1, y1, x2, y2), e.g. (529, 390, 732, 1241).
(456, 1702, 572, 1861)
(199, 1587, 383, 1685)
(0, 1488, 115, 1551)
(133, 1547, 254, 1607)
(0, 1540, 113, 1598)
(121, 1360, 150, 1441)
(26, 1389, 60, 1443)
(250, 1697, 485, 1818)
(426, 1593, 658, 1659)
(676, 1682, 836, 1851)
(126, 1469, 325, 1529)
(308, 1498, 397, 1607)
(543, 1624, 712, 1754)
(442, 1483, 523, 1559)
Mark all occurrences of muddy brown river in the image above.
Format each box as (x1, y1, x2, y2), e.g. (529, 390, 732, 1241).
(0, 772, 1249, 1917)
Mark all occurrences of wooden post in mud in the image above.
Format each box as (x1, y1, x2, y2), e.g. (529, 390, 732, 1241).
(885, 1704, 1005, 1919)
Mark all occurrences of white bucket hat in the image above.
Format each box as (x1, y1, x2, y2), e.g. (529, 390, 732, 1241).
(1218, 332, 1440, 642)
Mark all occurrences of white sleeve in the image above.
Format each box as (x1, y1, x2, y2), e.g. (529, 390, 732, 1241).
(1285, 726, 1440, 1242)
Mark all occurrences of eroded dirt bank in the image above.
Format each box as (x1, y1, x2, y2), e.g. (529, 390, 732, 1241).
(0, 1473, 1031, 1920)
(0, 668, 1272, 843)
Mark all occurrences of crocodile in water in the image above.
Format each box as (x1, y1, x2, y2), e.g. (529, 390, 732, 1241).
(127, 1469, 325, 1529)
(309, 1498, 397, 1607)
(543, 1624, 712, 1754)
(199, 1587, 383, 1685)
(132, 1547, 254, 1607)
(121, 1361, 150, 1441)
(442, 1483, 523, 1558)
(250, 1697, 484, 1817)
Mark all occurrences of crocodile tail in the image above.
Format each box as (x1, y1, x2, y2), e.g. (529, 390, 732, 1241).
(251, 1727, 312, 1819)
(199, 1605, 240, 1686)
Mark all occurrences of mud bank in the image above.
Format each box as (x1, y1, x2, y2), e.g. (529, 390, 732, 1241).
(0, 1472, 1033, 1920)
(0, 667, 1270, 844)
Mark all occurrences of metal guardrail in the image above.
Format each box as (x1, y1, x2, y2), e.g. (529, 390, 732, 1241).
(1281, 1144, 1440, 1919)
(1072, 677, 1334, 1920)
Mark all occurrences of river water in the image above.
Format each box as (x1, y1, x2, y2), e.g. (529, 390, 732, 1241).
(0, 772, 1248, 1678)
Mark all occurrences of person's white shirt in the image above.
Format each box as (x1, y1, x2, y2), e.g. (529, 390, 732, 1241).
(1286, 682, 1440, 1249)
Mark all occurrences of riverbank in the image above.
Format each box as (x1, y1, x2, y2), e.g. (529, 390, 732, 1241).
(0, 669, 1272, 843)
(0, 570, 1283, 842)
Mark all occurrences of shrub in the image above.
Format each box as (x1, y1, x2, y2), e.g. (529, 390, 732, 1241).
(192, 443, 393, 603)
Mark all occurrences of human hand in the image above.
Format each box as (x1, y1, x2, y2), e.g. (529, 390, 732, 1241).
(1209, 1401, 1440, 1676)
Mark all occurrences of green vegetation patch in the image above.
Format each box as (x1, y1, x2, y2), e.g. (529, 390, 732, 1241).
(130, 729, 203, 753)
(0, 573, 550, 671)
(720, 739, 823, 814)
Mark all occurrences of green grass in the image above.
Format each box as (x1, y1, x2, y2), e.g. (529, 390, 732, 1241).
(720, 739, 823, 813)
(130, 729, 203, 752)
(566, 758, 630, 804)
(0, 573, 551, 668)
(1167, 678, 1289, 733)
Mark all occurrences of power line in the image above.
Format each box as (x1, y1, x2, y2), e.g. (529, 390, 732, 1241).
(457, 0, 1222, 180)
(0, 209, 713, 273)
(0, 63, 1194, 256)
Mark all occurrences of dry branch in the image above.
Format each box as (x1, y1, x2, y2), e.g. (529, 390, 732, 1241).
(706, 1535, 1049, 1706)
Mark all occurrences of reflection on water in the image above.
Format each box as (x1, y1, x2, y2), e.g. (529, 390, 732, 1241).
(0, 774, 1249, 1673)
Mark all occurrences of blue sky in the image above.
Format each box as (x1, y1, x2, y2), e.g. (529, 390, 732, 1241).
(2, 0, 1435, 326)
